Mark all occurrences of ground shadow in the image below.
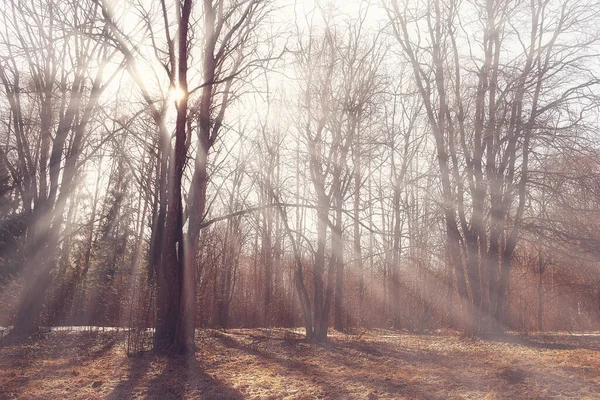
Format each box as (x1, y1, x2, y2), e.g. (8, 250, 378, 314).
(213, 331, 309, 370)
(107, 351, 244, 400)
(0, 330, 120, 399)
(3, 329, 600, 399)
(214, 331, 460, 399)
(482, 332, 600, 351)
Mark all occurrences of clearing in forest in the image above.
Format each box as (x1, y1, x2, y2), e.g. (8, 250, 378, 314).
(1, 329, 599, 399)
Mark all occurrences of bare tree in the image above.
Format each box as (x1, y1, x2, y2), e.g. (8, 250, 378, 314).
(0, 0, 122, 333)
(386, 0, 600, 333)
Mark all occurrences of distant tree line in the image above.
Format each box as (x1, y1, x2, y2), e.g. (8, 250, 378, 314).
(1, 0, 600, 354)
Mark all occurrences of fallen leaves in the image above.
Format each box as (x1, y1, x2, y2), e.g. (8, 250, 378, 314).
(0, 329, 599, 399)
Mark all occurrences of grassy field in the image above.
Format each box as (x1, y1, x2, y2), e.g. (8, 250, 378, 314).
(1, 328, 599, 399)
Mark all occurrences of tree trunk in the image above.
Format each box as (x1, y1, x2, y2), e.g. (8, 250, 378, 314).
(537, 251, 544, 332)
(333, 209, 344, 332)
(537, 268, 544, 332)
(154, 0, 193, 354)
(313, 206, 328, 341)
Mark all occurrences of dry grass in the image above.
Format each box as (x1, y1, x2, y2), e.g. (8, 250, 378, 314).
(1, 328, 600, 399)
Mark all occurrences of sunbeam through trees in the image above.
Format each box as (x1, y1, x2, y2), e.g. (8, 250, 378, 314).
(1, 0, 600, 398)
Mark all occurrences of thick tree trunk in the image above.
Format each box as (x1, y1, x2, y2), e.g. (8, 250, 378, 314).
(154, 0, 193, 354)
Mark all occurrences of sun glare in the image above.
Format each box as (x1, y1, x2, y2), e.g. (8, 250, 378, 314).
(170, 86, 186, 103)
(4, 0, 600, 397)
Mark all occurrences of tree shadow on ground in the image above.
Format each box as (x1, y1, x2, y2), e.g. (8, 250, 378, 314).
(213, 331, 308, 370)
(213, 331, 462, 399)
(4, 330, 600, 399)
(214, 332, 368, 398)
(323, 337, 448, 366)
(107, 351, 244, 400)
(481, 332, 600, 351)
(0, 330, 121, 399)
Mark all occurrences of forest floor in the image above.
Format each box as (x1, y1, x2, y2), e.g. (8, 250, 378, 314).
(1, 328, 600, 399)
